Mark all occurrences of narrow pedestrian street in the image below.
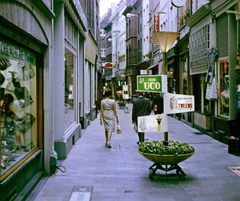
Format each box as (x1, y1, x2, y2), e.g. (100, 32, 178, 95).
(27, 104, 240, 201)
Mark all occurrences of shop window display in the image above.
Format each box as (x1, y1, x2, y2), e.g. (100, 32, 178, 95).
(235, 44, 240, 109)
(64, 51, 75, 130)
(219, 59, 229, 116)
(182, 58, 188, 95)
(0, 41, 37, 176)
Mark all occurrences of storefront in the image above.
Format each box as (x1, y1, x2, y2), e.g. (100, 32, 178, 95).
(187, 4, 213, 132)
(53, 1, 87, 159)
(187, 0, 240, 140)
(167, 47, 179, 94)
(0, 1, 54, 200)
(211, 2, 240, 143)
(176, 34, 194, 126)
(85, 32, 98, 123)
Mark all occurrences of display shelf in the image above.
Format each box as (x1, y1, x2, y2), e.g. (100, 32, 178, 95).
(1, 147, 33, 174)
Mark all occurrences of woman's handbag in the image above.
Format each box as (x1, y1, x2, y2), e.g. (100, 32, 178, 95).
(116, 124, 122, 134)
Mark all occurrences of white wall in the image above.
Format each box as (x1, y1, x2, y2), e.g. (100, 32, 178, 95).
(118, 6, 127, 71)
(142, 0, 150, 59)
(110, 1, 127, 75)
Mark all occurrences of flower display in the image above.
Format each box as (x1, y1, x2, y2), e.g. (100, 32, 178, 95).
(138, 140, 195, 155)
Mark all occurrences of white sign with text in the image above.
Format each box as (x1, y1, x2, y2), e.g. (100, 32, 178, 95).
(164, 93, 195, 114)
(137, 114, 168, 132)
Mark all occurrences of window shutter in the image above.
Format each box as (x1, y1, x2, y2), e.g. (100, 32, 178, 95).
(216, 14, 228, 57)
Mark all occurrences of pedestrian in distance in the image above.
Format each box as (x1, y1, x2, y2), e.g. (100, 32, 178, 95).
(100, 89, 119, 148)
(152, 93, 164, 114)
(132, 90, 152, 144)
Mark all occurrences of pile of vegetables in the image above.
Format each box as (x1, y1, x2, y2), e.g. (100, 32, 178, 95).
(138, 140, 195, 156)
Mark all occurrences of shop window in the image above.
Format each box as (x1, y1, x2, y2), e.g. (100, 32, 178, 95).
(64, 51, 75, 130)
(219, 59, 229, 116)
(0, 41, 37, 177)
(182, 58, 188, 95)
(193, 74, 210, 113)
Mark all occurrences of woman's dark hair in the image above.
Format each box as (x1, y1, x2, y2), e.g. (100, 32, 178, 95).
(105, 89, 112, 97)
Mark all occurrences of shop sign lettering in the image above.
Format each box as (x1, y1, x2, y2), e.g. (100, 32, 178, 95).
(154, 14, 159, 32)
(137, 75, 167, 93)
(164, 93, 195, 114)
(0, 41, 35, 64)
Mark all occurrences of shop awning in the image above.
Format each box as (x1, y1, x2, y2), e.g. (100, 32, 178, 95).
(85, 33, 97, 64)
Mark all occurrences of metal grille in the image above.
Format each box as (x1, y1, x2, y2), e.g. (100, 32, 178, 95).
(216, 13, 228, 57)
(189, 25, 209, 69)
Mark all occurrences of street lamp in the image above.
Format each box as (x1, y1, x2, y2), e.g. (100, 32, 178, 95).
(154, 32, 179, 74)
(154, 31, 179, 142)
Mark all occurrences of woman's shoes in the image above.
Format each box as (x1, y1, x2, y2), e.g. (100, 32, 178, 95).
(105, 143, 112, 148)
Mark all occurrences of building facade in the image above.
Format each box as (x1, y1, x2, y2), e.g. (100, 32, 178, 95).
(0, 0, 99, 200)
(100, 0, 240, 145)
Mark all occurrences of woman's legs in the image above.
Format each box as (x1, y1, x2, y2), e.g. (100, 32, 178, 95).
(105, 131, 112, 148)
(105, 131, 108, 145)
(108, 131, 112, 144)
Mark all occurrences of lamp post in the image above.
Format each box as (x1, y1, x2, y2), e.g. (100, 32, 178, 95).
(154, 31, 179, 142)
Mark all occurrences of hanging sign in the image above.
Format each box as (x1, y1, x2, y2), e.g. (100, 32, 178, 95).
(154, 14, 159, 32)
(164, 93, 195, 114)
(137, 114, 168, 132)
(150, 36, 158, 43)
(104, 62, 113, 68)
(137, 75, 167, 93)
(122, 85, 129, 99)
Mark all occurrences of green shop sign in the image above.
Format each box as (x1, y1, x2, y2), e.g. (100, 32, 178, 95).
(137, 75, 167, 93)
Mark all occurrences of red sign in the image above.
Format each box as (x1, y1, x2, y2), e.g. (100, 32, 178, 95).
(150, 36, 158, 43)
(154, 14, 159, 32)
(104, 62, 113, 68)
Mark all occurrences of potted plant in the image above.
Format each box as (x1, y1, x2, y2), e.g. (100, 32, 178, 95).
(184, 7, 190, 22)
(185, 7, 190, 17)
(179, 14, 185, 27)
(138, 140, 195, 179)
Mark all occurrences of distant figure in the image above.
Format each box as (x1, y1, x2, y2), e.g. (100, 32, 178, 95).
(152, 93, 164, 114)
(132, 90, 151, 144)
(100, 89, 119, 148)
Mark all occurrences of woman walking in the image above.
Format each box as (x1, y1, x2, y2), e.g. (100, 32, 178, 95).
(100, 89, 119, 148)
